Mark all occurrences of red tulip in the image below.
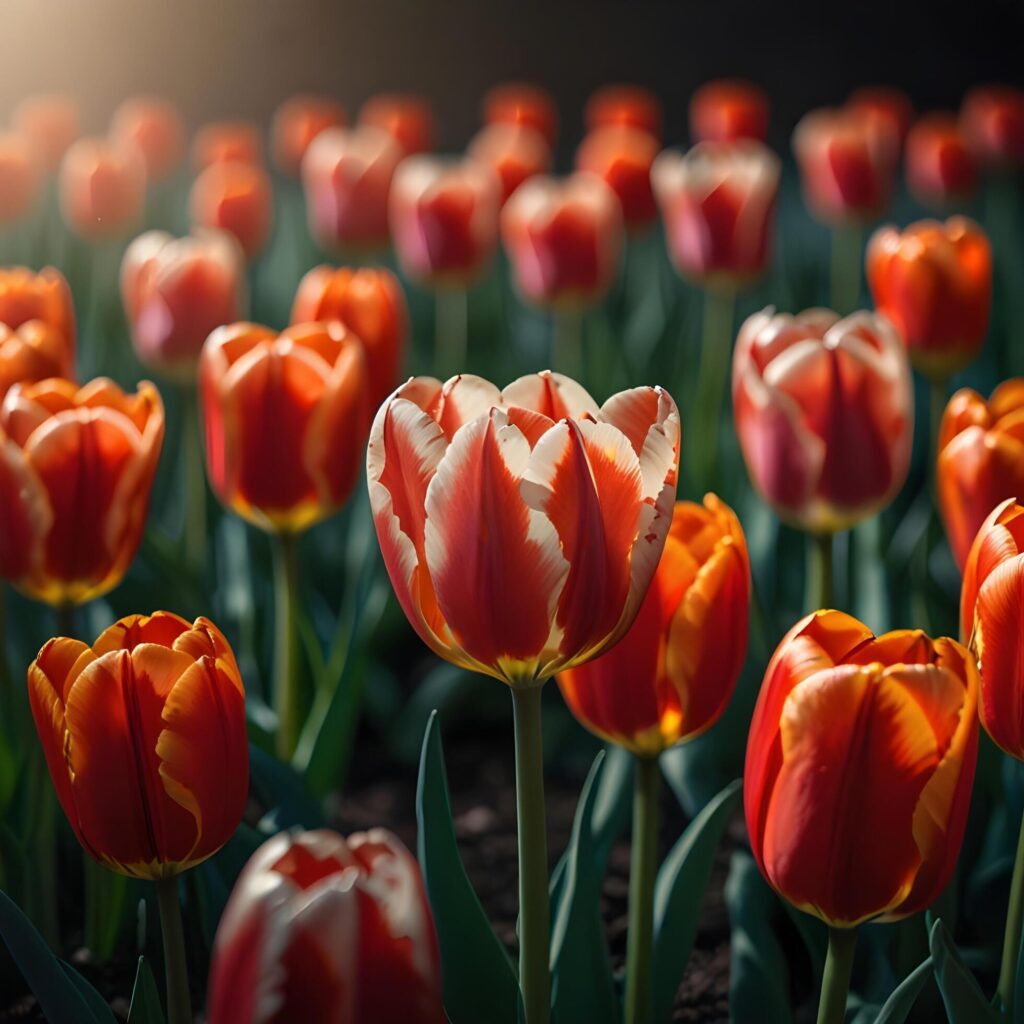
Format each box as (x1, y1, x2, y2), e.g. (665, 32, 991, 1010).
(732, 307, 913, 532)
(745, 609, 978, 926)
(483, 82, 558, 148)
(501, 173, 623, 309)
(192, 121, 263, 171)
(0, 322, 73, 402)
(111, 96, 186, 181)
(0, 134, 39, 223)
(368, 371, 680, 684)
(585, 84, 662, 142)
(961, 85, 1024, 169)
(576, 125, 660, 233)
(653, 140, 780, 288)
(190, 160, 273, 260)
(359, 93, 435, 156)
(0, 266, 75, 351)
(847, 86, 914, 148)
(905, 113, 978, 209)
(12, 94, 78, 172)
(272, 94, 347, 177)
(59, 137, 146, 240)
(207, 828, 445, 1024)
(690, 80, 769, 144)
(467, 123, 551, 205)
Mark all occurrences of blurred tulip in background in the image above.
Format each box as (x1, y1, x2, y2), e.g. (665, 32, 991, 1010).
(689, 79, 769, 143)
(0, 133, 39, 224)
(960, 84, 1024, 168)
(110, 96, 186, 182)
(190, 159, 273, 260)
(359, 92, 435, 156)
(272, 93, 347, 177)
(585, 83, 663, 142)
(483, 82, 558, 148)
(191, 119, 263, 171)
(576, 124, 659, 234)
(904, 112, 978, 209)
(11, 94, 79, 173)
(467, 122, 552, 205)
(59, 137, 146, 240)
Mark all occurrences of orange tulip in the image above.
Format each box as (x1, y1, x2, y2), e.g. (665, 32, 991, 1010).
(121, 229, 246, 379)
(732, 308, 913, 533)
(847, 86, 914, 148)
(961, 85, 1024, 169)
(59, 137, 146, 240)
(501, 173, 624, 309)
(301, 126, 402, 255)
(483, 82, 558, 148)
(653, 140, 780, 289)
(190, 160, 273, 260)
(368, 372, 680, 685)
(359, 93, 435, 156)
(191, 120, 263, 171)
(467, 123, 551, 205)
(0, 378, 164, 605)
(905, 113, 978, 209)
(389, 155, 501, 286)
(272, 94, 347, 177)
(290, 264, 407, 408)
(745, 609, 979, 927)
(0, 322, 74, 402)
(0, 133, 39, 223)
(200, 321, 369, 533)
(689, 80, 769, 144)
(207, 828, 445, 1024)
(28, 611, 248, 879)
(111, 96, 186, 181)
(0, 266, 75, 350)
(12, 94, 78, 172)
(576, 125, 660, 233)
(558, 495, 748, 757)
(938, 381, 1024, 571)
(585, 84, 663, 143)
(867, 216, 991, 380)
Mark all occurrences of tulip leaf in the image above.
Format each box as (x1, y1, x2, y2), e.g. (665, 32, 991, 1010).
(249, 743, 324, 832)
(549, 750, 619, 1024)
(872, 956, 933, 1024)
(929, 918, 1000, 1023)
(59, 962, 119, 1024)
(416, 711, 518, 1024)
(127, 956, 166, 1024)
(651, 778, 741, 1024)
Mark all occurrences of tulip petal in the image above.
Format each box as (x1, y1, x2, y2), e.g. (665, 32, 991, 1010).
(501, 371, 598, 421)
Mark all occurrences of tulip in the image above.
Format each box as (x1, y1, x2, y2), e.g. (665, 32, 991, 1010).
(483, 82, 558, 148)
(847, 86, 914, 148)
(11, 94, 78, 172)
(938, 381, 1024, 570)
(369, 370, 679, 1024)
(0, 266, 75, 351)
(59, 137, 146, 240)
(301, 126, 402, 255)
(960, 85, 1024, 169)
(0, 321, 74, 402)
(291, 264, 407, 409)
(207, 828, 446, 1024)
(191, 120, 263, 171)
(111, 96, 186, 182)
(905, 113, 978, 209)
(359, 93, 435, 156)
(576, 125, 660, 233)
(0, 377, 164, 605)
(0, 133, 40, 224)
(272, 94, 347, 177)
(689, 79, 769, 143)
(745, 609, 978, 1021)
(585, 84, 662, 142)
(467, 123, 552, 205)
(866, 216, 991, 382)
(190, 159, 273, 260)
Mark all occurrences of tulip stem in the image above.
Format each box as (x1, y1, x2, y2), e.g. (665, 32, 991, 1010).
(830, 224, 863, 315)
(181, 386, 207, 573)
(155, 877, 192, 1024)
(551, 309, 583, 381)
(436, 287, 468, 375)
(692, 287, 735, 491)
(511, 685, 550, 1024)
(806, 531, 834, 610)
(817, 927, 857, 1024)
(624, 755, 660, 1024)
(272, 531, 301, 761)
(998, 809, 1024, 1015)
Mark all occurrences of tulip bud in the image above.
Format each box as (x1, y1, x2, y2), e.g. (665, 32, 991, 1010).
(745, 609, 978, 927)
(467, 123, 551, 205)
(59, 137, 147, 240)
(0, 322, 73, 402)
(937, 381, 1024, 570)
(301, 126, 402, 255)
(905, 113, 978, 209)
(291, 264, 407, 409)
(483, 82, 558, 148)
(368, 372, 680, 685)
(0, 134, 40, 224)
(576, 125, 660, 233)
(12, 94, 79, 172)
(359, 93, 435, 156)
(793, 107, 899, 226)
(653, 140, 780, 289)
(111, 96, 186, 182)
(190, 160, 273, 260)
(0, 266, 76, 351)
(960, 85, 1024, 169)
(28, 611, 247, 879)
(690, 80, 769, 144)
(191, 120, 263, 171)
(585, 84, 663, 142)
(732, 307, 913, 533)
(206, 828, 446, 1024)
(501, 173, 624, 309)
(201, 321, 370, 533)
(847, 86, 914, 149)
(389, 155, 501, 287)
(558, 495, 749, 757)
(0, 378, 164, 605)
(121, 229, 246, 379)
(866, 216, 991, 380)
(272, 94, 347, 177)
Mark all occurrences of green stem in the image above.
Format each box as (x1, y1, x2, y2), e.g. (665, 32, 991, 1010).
(817, 926, 857, 1024)
(511, 685, 550, 1024)
(998, 809, 1024, 1016)
(551, 308, 582, 381)
(624, 755, 660, 1024)
(436, 287, 468, 375)
(155, 877, 192, 1024)
(830, 224, 863, 315)
(180, 386, 206, 573)
(692, 287, 735, 491)
(272, 532, 301, 761)
(806, 531, 834, 611)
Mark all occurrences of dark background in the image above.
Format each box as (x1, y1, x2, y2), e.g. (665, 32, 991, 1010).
(3, 0, 1021, 157)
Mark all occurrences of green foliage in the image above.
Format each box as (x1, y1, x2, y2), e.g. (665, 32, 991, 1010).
(127, 957, 166, 1024)
(929, 918, 1000, 1023)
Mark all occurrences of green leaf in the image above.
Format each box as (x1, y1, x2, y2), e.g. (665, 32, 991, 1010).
(249, 744, 324, 832)
(651, 778, 741, 1024)
(929, 918, 1000, 1023)
(873, 956, 933, 1024)
(416, 711, 518, 1024)
(59, 962, 118, 1023)
(549, 751, 618, 1024)
(127, 956, 166, 1024)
